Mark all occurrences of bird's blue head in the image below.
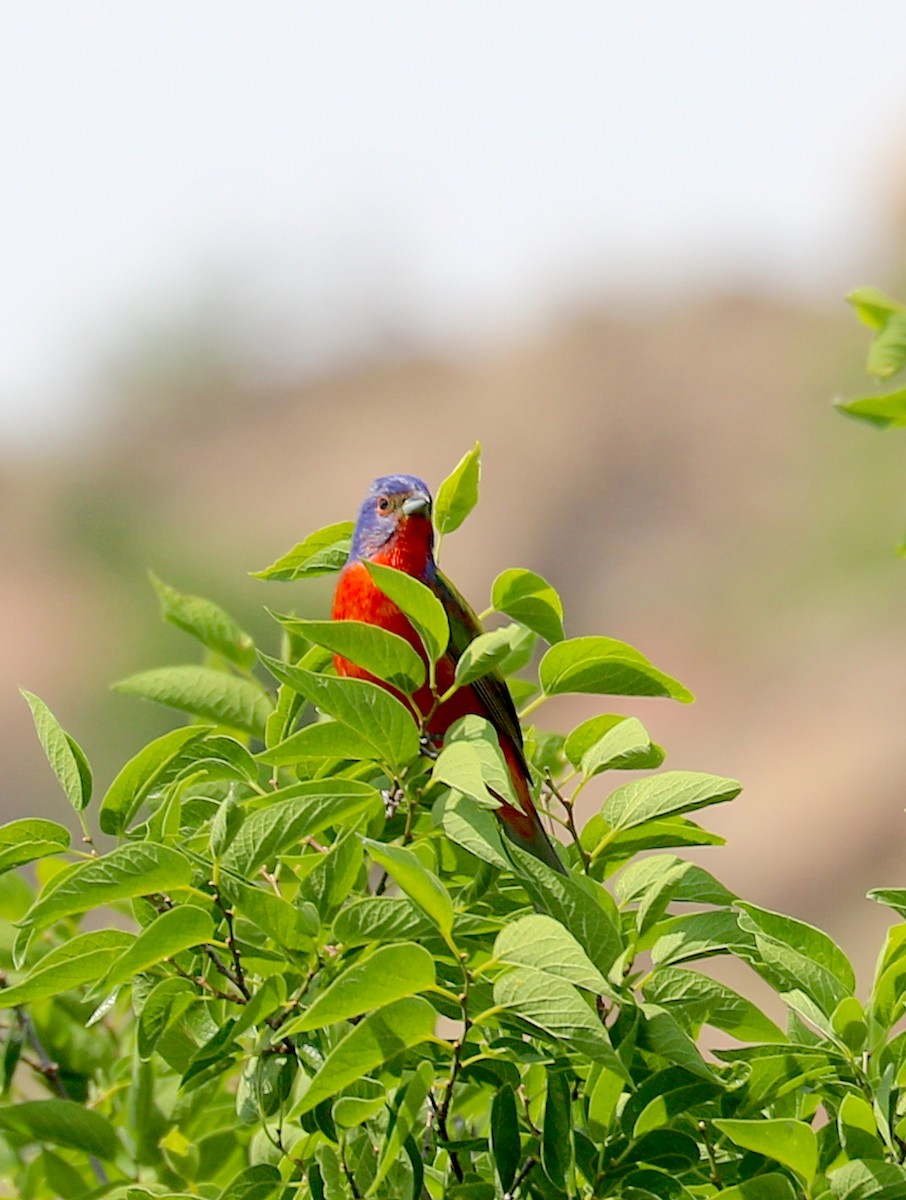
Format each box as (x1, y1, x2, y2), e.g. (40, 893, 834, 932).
(348, 474, 434, 563)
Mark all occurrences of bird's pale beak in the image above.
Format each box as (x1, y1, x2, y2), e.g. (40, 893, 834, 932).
(401, 491, 431, 517)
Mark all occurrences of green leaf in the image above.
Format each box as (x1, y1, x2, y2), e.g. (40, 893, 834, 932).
(738, 902, 855, 1016)
(490, 1083, 520, 1193)
(616, 854, 736, 908)
(494, 914, 610, 994)
(434, 793, 510, 870)
(259, 655, 419, 774)
(714, 1118, 817, 1186)
(0, 1099, 120, 1160)
(539, 636, 692, 702)
(113, 666, 272, 738)
(0, 818, 70, 876)
(20, 690, 92, 812)
(270, 615, 425, 694)
(0, 929, 134, 1008)
(631, 1069, 724, 1136)
(601, 771, 741, 834)
(835, 389, 906, 429)
(716, 1178, 797, 1200)
(638, 1003, 718, 1081)
(367, 1060, 434, 1196)
(847, 286, 906, 330)
(362, 561, 449, 663)
(509, 846, 623, 973)
(827, 1159, 906, 1199)
(565, 714, 663, 777)
(149, 572, 256, 669)
(434, 442, 481, 536)
(102, 905, 216, 990)
(838, 1093, 884, 1161)
(293, 996, 436, 1115)
(431, 728, 513, 810)
(252, 521, 354, 581)
(541, 1068, 572, 1189)
(224, 779, 380, 875)
(219, 874, 316, 950)
(282, 943, 435, 1034)
(332, 897, 435, 947)
(450, 625, 525, 690)
(650, 909, 754, 967)
(256, 719, 377, 767)
(642, 965, 786, 1042)
(867, 888, 906, 919)
(21, 843, 194, 933)
(493, 965, 628, 1078)
(361, 839, 454, 941)
(491, 568, 565, 644)
(99, 725, 210, 835)
(868, 312, 906, 379)
(136, 977, 197, 1060)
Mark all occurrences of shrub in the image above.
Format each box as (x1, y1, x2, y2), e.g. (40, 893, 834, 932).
(2, 446, 906, 1199)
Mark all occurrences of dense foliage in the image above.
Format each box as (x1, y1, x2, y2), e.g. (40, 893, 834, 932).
(3, 444, 906, 1200)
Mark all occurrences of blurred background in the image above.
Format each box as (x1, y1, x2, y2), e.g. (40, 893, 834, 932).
(4, 3, 906, 983)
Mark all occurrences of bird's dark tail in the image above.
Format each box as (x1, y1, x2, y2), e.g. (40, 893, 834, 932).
(497, 741, 568, 875)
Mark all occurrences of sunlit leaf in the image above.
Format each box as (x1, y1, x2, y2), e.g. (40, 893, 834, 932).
(434, 442, 481, 536)
(492, 568, 564, 644)
(251, 521, 354, 581)
(150, 572, 256, 669)
(20, 690, 92, 812)
(539, 636, 692, 702)
(113, 666, 272, 738)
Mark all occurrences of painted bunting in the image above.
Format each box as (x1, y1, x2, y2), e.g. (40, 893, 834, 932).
(331, 473, 565, 874)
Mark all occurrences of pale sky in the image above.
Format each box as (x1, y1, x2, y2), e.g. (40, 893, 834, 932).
(3, 3, 906, 444)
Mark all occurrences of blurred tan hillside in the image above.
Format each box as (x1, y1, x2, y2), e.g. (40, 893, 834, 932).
(3, 289, 905, 979)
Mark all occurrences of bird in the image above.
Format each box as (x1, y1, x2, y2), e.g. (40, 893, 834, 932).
(331, 473, 566, 874)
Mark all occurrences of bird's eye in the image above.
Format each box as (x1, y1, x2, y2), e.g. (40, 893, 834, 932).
(376, 495, 391, 513)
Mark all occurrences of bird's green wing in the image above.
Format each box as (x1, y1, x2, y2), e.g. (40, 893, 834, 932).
(431, 568, 530, 770)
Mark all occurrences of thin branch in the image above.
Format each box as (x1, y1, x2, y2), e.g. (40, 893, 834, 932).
(545, 768, 590, 871)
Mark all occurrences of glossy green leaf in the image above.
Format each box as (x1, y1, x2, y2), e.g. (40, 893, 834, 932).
(271, 614, 425, 694)
(642, 965, 786, 1042)
(251, 520, 354, 581)
(0, 818, 70, 876)
(332, 897, 435, 947)
(638, 1003, 718, 1081)
(101, 905, 215, 990)
(494, 914, 610, 994)
(0, 929, 134, 1008)
(113, 665, 272, 738)
(716, 1118, 817, 1185)
(21, 843, 193, 933)
(99, 725, 209, 835)
(493, 965, 628, 1076)
(224, 779, 380, 875)
(435, 793, 510, 869)
(867, 312, 906, 379)
(847, 286, 906, 329)
(367, 1060, 434, 1196)
(259, 654, 419, 773)
(362, 560, 449, 663)
(219, 875, 315, 951)
(282, 943, 435, 1034)
(509, 846, 623, 972)
(20, 690, 92, 812)
(256, 719, 377, 766)
(838, 1092, 884, 1161)
(450, 625, 523, 690)
(293, 996, 436, 1115)
(0, 1099, 120, 1159)
(149, 572, 256, 669)
(490, 1083, 520, 1193)
(616, 854, 736, 908)
(601, 770, 740, 835)
(541, 1068, 572, 1189)
(491, 568, 565, 644)
(565, 714, 663, 778)
(827, 1159, 906, 1199)
(650, 909, 754, 967)
(835, 388, 906, 429)
(716, 1178, 797, 1200)
(539, 636, 692, 702)
(362, 839, 454, 940)
(434, 442, 481, 536)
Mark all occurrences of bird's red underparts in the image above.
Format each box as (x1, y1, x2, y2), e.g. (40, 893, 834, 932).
(331, 519, 541, 845)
